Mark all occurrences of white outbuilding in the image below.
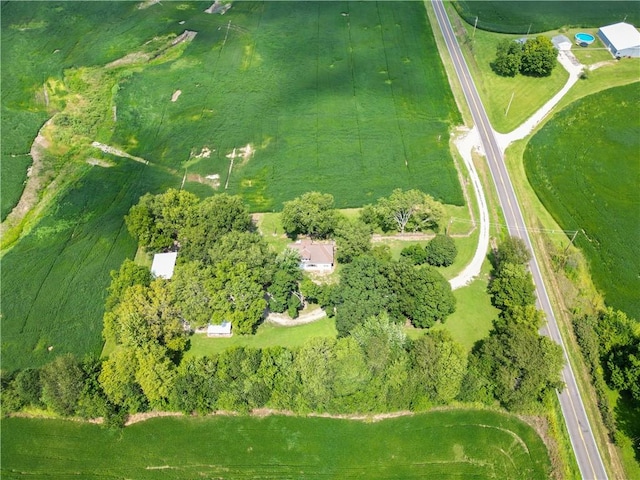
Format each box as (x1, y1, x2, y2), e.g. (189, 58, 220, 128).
(207, 321, 232, 337)
(598, 22, 640, 58)
(151, 252, 178, 279)
(552, 35, 572, 51)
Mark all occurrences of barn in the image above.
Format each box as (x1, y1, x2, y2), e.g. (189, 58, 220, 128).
(598, 22, 640, 58)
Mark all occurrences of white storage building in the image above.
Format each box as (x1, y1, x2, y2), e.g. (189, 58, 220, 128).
(598, 22, 640, 58)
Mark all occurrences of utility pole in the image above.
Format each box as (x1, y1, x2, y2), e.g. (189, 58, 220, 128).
(563, 230, 579, 255)
(472, 16, 478, 39)
(527, 23, 532, 36)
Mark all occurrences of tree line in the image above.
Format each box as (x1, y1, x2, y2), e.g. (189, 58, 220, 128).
(2, 212, 565, 425)
(573, 307, 639, 447)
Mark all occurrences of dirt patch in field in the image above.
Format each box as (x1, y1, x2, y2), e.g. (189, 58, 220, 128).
(171, 89, 182, 102)
(86, 158, 113, 167)
(125, 411, 183, 426)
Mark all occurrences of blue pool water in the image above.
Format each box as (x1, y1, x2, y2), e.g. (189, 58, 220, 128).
(575, 33, 595, 45)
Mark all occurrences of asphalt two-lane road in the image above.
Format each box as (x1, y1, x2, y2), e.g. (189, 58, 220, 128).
(430, 2, 608, 478)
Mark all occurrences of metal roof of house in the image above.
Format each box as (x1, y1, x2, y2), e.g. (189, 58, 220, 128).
(151, 252, 178, 279)
(288, 240, 334, 265)
(599, 22, 640, 50)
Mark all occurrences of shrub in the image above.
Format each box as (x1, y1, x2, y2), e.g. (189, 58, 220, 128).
(425, 235, 457, 267)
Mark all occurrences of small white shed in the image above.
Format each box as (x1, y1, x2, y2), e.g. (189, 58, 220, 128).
(151, 252, 178, 279)
(552, 35, 572, 51)
(598, 22, 640, 58)
(207, 321, 232, 337)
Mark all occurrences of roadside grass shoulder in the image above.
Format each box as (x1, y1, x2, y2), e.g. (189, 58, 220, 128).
(1, 409, 553, 479)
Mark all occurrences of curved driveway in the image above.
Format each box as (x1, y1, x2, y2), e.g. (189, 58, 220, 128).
(430, 1, 607, 478)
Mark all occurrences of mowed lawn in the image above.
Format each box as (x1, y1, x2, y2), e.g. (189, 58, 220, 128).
(524, 83, 640, 319)
(112, 1, 464, 211)
(1, 410, 552, 479)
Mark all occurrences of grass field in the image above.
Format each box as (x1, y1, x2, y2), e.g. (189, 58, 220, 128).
(111, 1, 463, 211)
(2, 1, 467, 371)
(0, 161, 181, 372)
(1, 410, 552, 479)
(453, 1, 640, 34)
(524, 83, 640, 320)
(0, 1, 194, 221)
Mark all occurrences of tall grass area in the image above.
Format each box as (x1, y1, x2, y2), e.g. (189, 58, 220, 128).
(112, 1, 463, 211)
(453, 1, 640, 34)
(524, 83, 640, 320)
(2, 410, 552, 479)
(0, 161, 180, 371)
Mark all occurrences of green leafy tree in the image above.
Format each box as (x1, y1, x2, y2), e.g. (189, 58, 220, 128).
(329, 337, 371, 412)
(104, 280, 187, 352)
(210, 231, 275, 284)
(424, 234, 457, 267)
(171, 261, 215, 328)
(135, 343, 177, 409)
(105, 259, 151, 312)
(210, 261, 267, 335)
(125, 189, 198, 251)
(400, 244, 428, 265)
(335, 255, 395, 336)
(372, 189, 444, 234)
(494, 304, 545, 332)
(170, 356, 219, 414)
(488, 262, 536, 313)
(334, 218, 372, 263)
(40, 354, 85, 416)
(491, 39, 523, 77)
(521, 36, 557, 77)
(410, 330, 467, 405)
(473, 324, 564, 411)
(281, 191, 339, 239)
(493, 236, 531, 271)
(294, 337, 336, 412)
(179, 194, 253, 263)
(99, 348, 148, 413)
(12, 368, 43, 409)
(388, 262, 456, 328)
(351, 313, 408, 376)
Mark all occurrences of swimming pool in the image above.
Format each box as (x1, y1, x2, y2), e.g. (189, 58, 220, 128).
(575, 32, 595, 46)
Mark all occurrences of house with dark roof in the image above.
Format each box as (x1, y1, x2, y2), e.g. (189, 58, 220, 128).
(288, 239, 335, 271)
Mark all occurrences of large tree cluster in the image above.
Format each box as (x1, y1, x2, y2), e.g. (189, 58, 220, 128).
(461, 237, 564, 412)
(492, 36, 557, 77)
